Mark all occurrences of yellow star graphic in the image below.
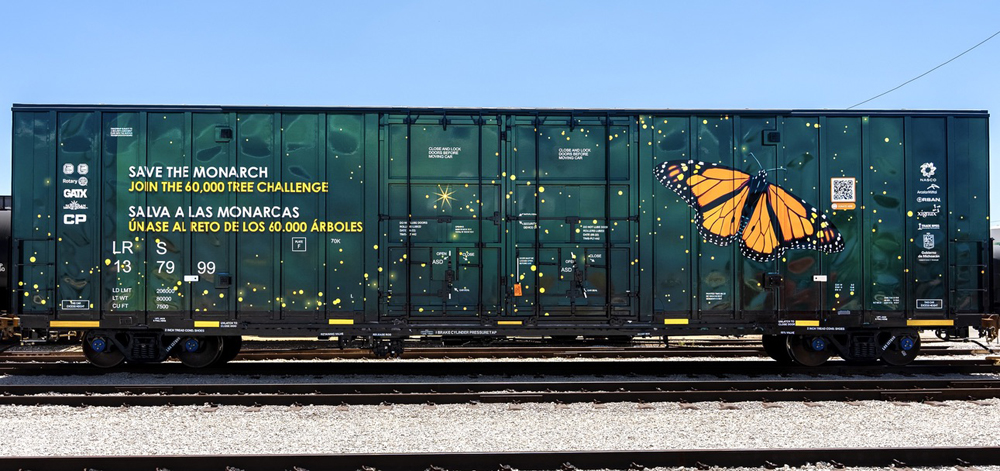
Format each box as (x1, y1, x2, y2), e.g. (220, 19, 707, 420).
(435, 184, 456, 210)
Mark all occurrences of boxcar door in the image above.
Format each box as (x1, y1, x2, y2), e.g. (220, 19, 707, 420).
(507, 115, 637, 324)
(381, 114, 503, 321)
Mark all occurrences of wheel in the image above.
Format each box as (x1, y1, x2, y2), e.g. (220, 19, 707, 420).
(177, 336, 223, 368)
(880, 332, 920, 366)
(82, 334, 125, 368)
(211, 336, 242, 366)
(785, 335, 833, 367)
(762, 334, 793, 364)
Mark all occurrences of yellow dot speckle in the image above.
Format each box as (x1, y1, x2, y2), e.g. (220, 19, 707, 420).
(373, 245, 379, 250)
(539, 287, 546, 294)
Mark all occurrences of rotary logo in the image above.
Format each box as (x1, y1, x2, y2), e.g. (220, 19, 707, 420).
(920, 162, 936, 178)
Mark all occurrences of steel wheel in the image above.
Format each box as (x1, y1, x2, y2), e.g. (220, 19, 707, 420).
(762, 334, 793, 364)
(177, 336, 223, 368)
(211, 336, 242, 366)
(82, 335, 125, 368)
(880, 332, 920, 366)
(786, 335, 832, 367)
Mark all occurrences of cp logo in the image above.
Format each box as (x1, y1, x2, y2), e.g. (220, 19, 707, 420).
(63, 214, 87, 225)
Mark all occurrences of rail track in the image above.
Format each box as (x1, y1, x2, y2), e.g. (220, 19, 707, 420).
(2, 377, 1000, 407)
(0, 358, 995, 377)
(4, 446, 999, 471)
(0, 342, 984, 363)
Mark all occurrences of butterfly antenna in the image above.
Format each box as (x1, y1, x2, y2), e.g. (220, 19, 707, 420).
(748, 152, 763, 170)
(764, 166, 787, 173)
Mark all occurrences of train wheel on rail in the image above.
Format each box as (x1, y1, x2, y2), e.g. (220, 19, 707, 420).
(82, 333, 125, 368)
(761, 334, 793, 364)
(211, 336, 242, 366)
(177, 336, 223, 368)
(879, 331, 920, 366)
(785, 335, 832, 367)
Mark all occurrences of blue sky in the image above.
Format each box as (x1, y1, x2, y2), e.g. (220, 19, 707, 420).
(1, 1, 998, 216)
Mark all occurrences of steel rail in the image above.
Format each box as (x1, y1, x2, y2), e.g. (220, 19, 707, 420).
(2, 378, 1000, 407)
(0, 344, 973, 363)
(4, 446, 999, 471)
(0, 358, 994, 377)
(0, 346, 771, 362)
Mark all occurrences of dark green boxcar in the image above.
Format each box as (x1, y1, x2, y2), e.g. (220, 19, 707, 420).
(8, 105, 992, 367)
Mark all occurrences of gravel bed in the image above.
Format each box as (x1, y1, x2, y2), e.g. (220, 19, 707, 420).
(0, 399, 998, 457)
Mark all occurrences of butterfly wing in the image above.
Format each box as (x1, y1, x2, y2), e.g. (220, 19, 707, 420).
(739, 184, 845, 262)
(739, 193, 781, 262)
(654, 160, 754, 246)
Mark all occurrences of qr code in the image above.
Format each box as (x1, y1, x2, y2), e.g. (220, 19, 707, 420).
(831, 177, 856, 203)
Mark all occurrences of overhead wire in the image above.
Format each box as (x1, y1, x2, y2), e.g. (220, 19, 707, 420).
(848, 29, 1000, 109)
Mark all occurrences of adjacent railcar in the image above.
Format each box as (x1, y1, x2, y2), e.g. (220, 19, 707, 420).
(8, 105, 992, 367)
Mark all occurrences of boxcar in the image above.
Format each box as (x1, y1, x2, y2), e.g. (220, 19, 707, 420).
(7, 105, 993, 367)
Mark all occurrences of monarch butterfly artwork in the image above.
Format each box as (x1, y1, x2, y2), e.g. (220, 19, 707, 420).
(654, 159, 845, 262)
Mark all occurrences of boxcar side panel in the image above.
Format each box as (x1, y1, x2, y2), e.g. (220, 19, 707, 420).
(948, 117, 990, 315)
(864, 117, 906, 315)
(56, 112, 101, 319)
(822, 116, 864, 321)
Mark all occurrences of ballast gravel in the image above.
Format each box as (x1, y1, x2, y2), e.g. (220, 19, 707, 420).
(0, 399, 998, 457)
